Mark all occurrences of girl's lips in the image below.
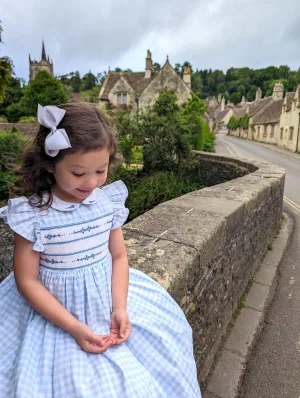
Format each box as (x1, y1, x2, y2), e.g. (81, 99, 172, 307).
(77, 188, 92, 194)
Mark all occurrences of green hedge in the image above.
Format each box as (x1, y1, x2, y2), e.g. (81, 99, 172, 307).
(111, 165, 204, 221)
(0, 130, 26, 200)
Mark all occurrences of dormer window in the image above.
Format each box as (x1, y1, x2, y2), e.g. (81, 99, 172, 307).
(117, 93, 128, 105)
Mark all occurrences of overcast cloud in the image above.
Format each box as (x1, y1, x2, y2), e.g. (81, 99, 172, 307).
(1, 0, 300, 82)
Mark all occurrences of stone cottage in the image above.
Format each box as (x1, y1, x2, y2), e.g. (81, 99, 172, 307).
(29, 40, 54, 81)
(222, 83, 300, 153)
(99, 50, 192, 110)
(278, 87, 300, 152)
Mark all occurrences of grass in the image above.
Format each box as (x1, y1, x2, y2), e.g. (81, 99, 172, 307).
(232, 275, 256, 319)
(267, 243, 273, 251)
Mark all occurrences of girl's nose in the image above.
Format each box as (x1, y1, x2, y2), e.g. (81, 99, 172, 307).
(85, 177, 98, 189)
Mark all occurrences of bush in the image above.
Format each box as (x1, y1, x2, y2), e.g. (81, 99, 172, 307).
(0, 171, 17, 200)
(19, 116, 37, 123)
(111, 166, 204, 221)
(0, 130, 25, 171)
(0, 130, 25, 199)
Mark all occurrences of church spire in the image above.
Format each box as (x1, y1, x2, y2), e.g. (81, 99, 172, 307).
(41, 40, 47, 61)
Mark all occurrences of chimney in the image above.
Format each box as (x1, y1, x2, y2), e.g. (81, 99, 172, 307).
(221, 96, 225, 112)
(273, 82, 284, 100)
(145, 50, 153, 79)
(183, 66, 191, 88)
(256, 88, 262, 102)
(241, 95, 246, 105)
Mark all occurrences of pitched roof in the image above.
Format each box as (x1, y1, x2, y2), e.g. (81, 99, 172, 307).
(252, 98, 284, 125)
(248, 97, 273, 117)
(233, 105, 247, 119)
(216, 109, 230, 122)
(100, 71, 159, 100)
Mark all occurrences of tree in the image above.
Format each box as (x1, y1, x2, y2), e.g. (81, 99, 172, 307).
(69, 71, 81, 93)
(82, 71, 97, 90)
(7, 70, 68, 120)
(140, 89, 191, 173)
(0, 76, 23, 116)
(0, 21, 13, 103)
(96, 71, 107, 86)
(191, 71, 203, 94)
(152, 62, 161, 72)
(180, 93, 207, 150)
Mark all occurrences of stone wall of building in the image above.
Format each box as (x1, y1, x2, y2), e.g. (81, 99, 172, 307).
(0, 152, 285, 384)
(0, 122, 38, 136)
(139, 62, 191, 109)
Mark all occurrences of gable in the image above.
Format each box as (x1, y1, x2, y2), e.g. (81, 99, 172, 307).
(139, 62, 191, 107)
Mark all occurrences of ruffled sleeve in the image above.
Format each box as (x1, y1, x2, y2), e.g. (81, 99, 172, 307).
(102, 180, 129, 230)
(0, 197, 44, 252)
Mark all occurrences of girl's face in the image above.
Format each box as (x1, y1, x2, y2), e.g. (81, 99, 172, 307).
(50, 148, 110, 203)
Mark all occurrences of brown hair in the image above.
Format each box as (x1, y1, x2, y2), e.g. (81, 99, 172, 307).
(17, 102, 119, 208)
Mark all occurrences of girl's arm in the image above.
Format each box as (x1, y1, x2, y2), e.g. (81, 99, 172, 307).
(109, 228, 131, 342)
(13, 233, 111, 352)
(109, 227, 129, 312)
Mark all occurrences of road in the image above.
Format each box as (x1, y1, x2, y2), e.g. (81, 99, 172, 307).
(216, 133, 300, 398)
(216, 133, 300, 212)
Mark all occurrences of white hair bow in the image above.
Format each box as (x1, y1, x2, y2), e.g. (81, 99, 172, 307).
(37, 104, 72, 157)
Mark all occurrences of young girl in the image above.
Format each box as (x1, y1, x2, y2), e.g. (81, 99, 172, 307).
(0, 102, 201, 397)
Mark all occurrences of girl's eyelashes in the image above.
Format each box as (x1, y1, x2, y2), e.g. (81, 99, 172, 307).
(72, 171, 106, 177)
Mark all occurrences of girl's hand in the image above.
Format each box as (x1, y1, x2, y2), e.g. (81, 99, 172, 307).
(70, 321, 114, 353)
(110, 310, 132, 345)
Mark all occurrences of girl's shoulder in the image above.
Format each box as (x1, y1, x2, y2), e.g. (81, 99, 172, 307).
(0, 196, 44, 252)
(100, 180, 129, 230)
(101, 180, 128, 203)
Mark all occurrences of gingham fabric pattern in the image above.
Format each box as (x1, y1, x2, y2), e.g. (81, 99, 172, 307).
(0, 180, 201, 398)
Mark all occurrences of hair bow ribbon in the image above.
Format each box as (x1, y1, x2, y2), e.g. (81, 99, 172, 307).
(37, 104, 72, 157)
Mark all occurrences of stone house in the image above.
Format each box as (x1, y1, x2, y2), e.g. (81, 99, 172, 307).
(225, 83, 300, 152)
(99, 50, 192, 110)
(278, 87, 300, 152)
(249, 83, 285, 144)
(29, 40, 53, 81)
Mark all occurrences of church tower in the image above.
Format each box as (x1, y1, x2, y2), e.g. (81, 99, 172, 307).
(29, 40, 54, 81)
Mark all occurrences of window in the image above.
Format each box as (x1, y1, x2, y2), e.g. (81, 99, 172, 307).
(263, 126, 267, 137)
(117, 93, 128, 105)
(257, 127, 260, 137)
(289, 127, 294, 141)
(270, 125, 275, 138)
(280, 128, 283, 140)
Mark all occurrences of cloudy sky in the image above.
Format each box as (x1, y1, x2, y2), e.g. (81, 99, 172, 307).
(1, 0, 300, 82)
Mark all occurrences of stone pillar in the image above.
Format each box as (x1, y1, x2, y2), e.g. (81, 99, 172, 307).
(145, 50, 153, 79)
(256, 88, 262, 102)
(183, 66, 191, 88)
(273, 82, 284, 100)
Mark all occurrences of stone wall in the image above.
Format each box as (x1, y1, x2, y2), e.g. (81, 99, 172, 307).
(0, 122, 38, 136)
(122, 152, 285, 383)
(0, 152, 285, 384)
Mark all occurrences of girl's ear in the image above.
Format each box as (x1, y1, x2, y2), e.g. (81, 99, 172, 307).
(47, 166, 54, 174)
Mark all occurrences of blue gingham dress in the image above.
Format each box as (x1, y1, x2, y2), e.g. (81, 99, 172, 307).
(0, 180, 201, 398)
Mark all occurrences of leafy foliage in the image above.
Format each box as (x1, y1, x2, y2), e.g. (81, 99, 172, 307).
(7, 71, 68, 120)
(0, 21, 13, 104)
(0, 129, 26, 199)
(227, 114, 249, 131)
(112, 166, 203, 221)
(186, 64, 300, 103)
